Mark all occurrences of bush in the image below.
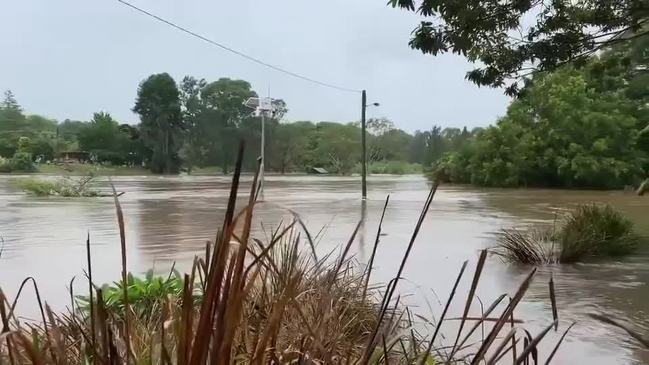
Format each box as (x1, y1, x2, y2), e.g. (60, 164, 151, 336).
(0, 156, 10, 172)
(496, 203, 642, 264)
(15, 178, 60, 196)
(560, 203, 640, 256)
(17, 175, 99, 197)
(7, 152, 36, 172)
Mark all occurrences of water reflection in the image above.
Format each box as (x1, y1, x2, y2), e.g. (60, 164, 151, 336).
(0, 175, 647, 363)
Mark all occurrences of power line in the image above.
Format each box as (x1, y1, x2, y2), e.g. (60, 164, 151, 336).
(116, 0, 361, 94)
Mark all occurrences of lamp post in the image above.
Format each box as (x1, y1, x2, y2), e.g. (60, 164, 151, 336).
(361, 90, 380, 200)
(245, 96, 274, 199)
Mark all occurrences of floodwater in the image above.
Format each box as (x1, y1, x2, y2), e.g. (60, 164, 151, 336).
(1, 174, 648, 363)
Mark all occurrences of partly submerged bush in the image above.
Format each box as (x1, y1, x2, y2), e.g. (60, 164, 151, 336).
(17, 175, 99, 197)
(496, 203, 642, 264)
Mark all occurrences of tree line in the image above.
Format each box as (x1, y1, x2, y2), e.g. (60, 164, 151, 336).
(3, 35, 646, 187)
(1, 75, 474, 175)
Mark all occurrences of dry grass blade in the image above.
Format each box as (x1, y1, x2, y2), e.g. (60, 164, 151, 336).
(471, 268, 537, 364)
(0, 290, 16, 365)
(420, 260, 468, 365)
(486, 327, 519, 365)
(451, 249, 488, 357)
(215, 154, 261, 362)
(86, 232, 96, 351)
(588, 313, 649, 348)
(361, 181, 439, 364)
(177, 274, 193, 365)
(515, 320, 558, 364)
(544, 322, 575, 364)
(549, 274, 558, 331)
(189, 141, 245, 365)
(454, 294, 508, 352)
(332, 221, 363, 281)
(110, 179, 131, 363)
(363, 195, 390, 299)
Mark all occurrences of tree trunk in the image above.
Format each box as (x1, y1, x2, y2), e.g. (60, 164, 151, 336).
(164, 129, 170, 174)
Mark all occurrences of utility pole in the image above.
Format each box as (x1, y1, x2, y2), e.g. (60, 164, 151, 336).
(260, 108, 266, 199)
(361, 90, 367, 200)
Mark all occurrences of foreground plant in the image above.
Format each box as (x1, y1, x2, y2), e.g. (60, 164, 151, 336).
(1, 143, 571, 364)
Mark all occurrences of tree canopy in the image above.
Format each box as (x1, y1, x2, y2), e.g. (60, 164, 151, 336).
(133, 73, 184, 174)
(434, 39, 649, 188)
(389, 0, 648, 95)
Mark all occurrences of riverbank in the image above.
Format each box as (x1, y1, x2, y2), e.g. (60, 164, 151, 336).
(1, 161, 426, 177)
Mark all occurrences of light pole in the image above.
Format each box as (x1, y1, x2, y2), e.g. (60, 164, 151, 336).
(361, 90, 380, 200)
(245, 96, 273, 199)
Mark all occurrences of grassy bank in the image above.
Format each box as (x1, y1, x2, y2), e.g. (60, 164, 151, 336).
(0, 147, 572, 364)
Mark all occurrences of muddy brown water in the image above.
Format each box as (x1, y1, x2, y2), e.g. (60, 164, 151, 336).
(1, 174, 648, 363)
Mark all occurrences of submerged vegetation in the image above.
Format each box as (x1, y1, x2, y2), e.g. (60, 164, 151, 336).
(496, 204, 643, 264)
(0, 146, 574, 364)
(16, 175, 100, 197)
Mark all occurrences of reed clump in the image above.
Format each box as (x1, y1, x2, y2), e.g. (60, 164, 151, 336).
(496, 203, 642, 264)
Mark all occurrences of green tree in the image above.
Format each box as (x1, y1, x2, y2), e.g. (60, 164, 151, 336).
(179, 76, 208, 173)
(133, 73, 184, 174)
(271, 121, 315, 173)
(2, 90, 21, 112)
(0, 90, 26, 157)
(313, 122, 360, 174)
(389, 0, 648, 95)
(200, 78, 257, 173)
(78, 112, 135, 165)
(437, 65, 647, 188)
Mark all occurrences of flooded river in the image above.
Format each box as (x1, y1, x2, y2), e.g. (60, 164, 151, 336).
(1, 174, 648, 363)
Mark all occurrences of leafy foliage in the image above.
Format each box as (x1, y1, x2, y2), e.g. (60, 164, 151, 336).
(434, 42, 648, 188)
(133, 73, 184, 174)
(389, 0, 649, 94)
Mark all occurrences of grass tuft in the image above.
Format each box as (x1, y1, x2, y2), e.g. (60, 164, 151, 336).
(496, 203, 643, 264)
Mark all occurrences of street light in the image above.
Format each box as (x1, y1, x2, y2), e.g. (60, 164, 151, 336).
(361, 90, 380, 200)
(244, 96, 275, 199)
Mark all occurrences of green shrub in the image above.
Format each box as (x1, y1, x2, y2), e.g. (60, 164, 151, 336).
(0, 156, 10, 172)
(6, 152, 36, 172)
(77, 270, 192, 321)
(17, 175, 99, 197)
(560, 203, 640, 256)
(15, 178, 60, 196)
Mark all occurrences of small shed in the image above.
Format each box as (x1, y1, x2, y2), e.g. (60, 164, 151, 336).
(310, 167, 329, 174)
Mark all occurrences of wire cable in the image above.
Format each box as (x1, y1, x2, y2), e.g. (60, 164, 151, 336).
(116, 0, 361, 94)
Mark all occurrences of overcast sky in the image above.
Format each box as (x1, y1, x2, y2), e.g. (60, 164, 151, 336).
(0, 0, 511, 132)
